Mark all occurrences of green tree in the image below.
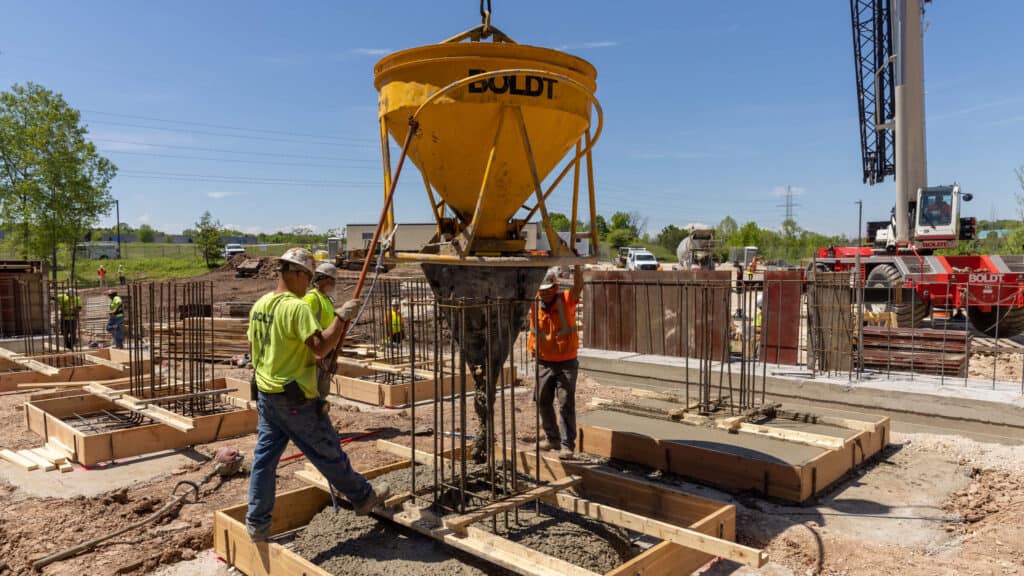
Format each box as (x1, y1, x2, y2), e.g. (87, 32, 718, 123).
(714, 216, 738, 260)
(548, 212, 570, 232)
(0, 82, 116, 278)
(591, 215, 609, 238)
(606, 228, 635, 250)
(655, 224, 688, 252)
(137, 224, 156, 243)
(194, 211, 223, 268)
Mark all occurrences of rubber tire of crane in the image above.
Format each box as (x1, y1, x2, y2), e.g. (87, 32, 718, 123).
(967, 306, 1024, 338)
(865, 264, 930, 329)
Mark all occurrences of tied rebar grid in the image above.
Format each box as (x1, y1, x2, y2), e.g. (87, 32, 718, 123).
(398, 295, 542, 531)
(124, 281, 217, 416)
(2, 278, 86, 368)
(363, 277, 436, 382)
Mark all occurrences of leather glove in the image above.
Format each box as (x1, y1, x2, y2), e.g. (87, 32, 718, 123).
(337, 298, 363, 322)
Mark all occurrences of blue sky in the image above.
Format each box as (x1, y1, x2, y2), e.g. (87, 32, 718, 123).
(1, 1, 1021, 238)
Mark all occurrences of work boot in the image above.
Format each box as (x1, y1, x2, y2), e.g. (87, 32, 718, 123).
(246, 523, 271, 543)
(538, 439, 559, 451)
(558, 447, 575, 461)
(470, 438, 487, 464)
(353, 482, 391, 516)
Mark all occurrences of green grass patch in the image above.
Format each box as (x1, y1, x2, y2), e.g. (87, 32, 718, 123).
(67, 256, 214, 285)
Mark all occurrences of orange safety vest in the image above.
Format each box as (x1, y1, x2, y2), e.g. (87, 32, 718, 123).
(528, 290, 579, 363)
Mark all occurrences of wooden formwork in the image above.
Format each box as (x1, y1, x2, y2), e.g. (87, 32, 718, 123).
(0, 348, 147, 393)
(214, 448, 762, 576)
(577, 410, 890, 504)
(23, 377, 256, 465)
(332, 361, 517, 408)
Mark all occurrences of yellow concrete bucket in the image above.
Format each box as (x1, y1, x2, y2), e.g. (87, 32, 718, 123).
(374, 39, 602, 262)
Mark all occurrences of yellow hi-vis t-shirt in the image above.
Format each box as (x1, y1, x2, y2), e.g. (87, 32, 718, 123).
(302, 288, 335, 330)
(248, 291, 321, 399)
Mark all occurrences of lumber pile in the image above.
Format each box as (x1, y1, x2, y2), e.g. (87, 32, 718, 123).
(150, 317, 249, 361)
(0, 445, 74, 472)
(861, 326, 969, 376)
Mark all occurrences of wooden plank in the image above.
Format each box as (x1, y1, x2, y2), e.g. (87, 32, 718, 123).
(0, 448, 38, 470)
(547, 493, 767, 568)
(0, 347, 59, 376)
(30, 447, 66, 465)
(59, 462, 73, 473)
(82, 354, 127, 371)
(375, 438, 461, 466)
(727, 422, 846, 451)
(443, 476, 583, 534)
(18, 449, 57, 471)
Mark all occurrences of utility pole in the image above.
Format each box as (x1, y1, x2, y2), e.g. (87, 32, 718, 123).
(855, 199, 863, 246)
(115, 199, 121, 259)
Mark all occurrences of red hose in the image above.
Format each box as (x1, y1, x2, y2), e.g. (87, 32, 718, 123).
(280, 429, 381, 464)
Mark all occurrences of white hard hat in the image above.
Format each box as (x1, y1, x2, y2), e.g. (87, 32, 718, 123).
(277, 247, 315, 275)
(756, 294, 763, 308)
(314, 262, 339, 280)
(538, 267, 559, 290)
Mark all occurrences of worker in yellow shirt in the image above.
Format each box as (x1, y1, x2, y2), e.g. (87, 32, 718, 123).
(303, 262, 341, 396)
(106, 289, 125, 348)
(246, 248, 388, 542)
(388, 298, 403, 347)
(55, 288, 82, 350)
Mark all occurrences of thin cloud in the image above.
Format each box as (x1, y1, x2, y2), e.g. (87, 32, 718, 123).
(556, 40, 619, 50)
(351, 47, 392, 56)
(772, 185, 804, 197)
(631, 150, 715, 160)
(930, 97, 1024, 122)
(206, 191, 239, 200)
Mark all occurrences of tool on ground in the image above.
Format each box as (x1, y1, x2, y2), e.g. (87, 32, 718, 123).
(279, 429, 382, 464)
(32, 446, 243, 571)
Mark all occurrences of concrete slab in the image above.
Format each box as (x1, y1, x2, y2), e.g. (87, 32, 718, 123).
(582, 409, 827, 465)
(579, 348, 1024, 444)
(0, 449, 205, 500)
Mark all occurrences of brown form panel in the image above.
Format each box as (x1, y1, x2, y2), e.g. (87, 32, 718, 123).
(761, 270, 803, 365)
(582, 270, 731, 359)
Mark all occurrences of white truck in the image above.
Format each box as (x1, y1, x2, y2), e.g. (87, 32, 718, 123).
(626, 249, 659, 271)
(676, 227, 716, 270)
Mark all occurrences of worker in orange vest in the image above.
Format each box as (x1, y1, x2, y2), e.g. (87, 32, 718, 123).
(527, 266, 583, 460)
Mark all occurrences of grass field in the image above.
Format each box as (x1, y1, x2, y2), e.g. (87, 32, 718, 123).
(70, 256, 213, 285)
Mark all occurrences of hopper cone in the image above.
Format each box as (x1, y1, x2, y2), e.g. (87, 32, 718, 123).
(375, 43, 597, 254)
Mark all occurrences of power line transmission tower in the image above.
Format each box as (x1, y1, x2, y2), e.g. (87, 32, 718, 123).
(777, 185, 799, 224)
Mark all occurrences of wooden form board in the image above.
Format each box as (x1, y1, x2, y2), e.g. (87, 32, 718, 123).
(23, 377, 256, 466)
(215, 453, 744, 576)
(332, 363, 516, 408)
(577, 414, 889, 504)
(0, 347, 149, 393)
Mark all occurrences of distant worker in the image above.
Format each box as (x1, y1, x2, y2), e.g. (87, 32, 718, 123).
(106, 289, 124, 348)
(97, 264, 107, 287)
(117, 263, 126, 285)
(246, 248, 388, 542)
(527, 266, 584, 460)
(56, 288, 82, 350)
(388, 298, 403, 346)
(303, 262, 340, 396)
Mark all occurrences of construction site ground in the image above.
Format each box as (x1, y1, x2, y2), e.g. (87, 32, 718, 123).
(1, 362, 1022, 576)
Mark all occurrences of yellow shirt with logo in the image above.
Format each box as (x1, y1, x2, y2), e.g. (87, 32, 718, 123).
(248, 291, 321, 399)
(109, 295, 124, 317)
(302, 288, 335, 330)
(57, 293, 81, 317)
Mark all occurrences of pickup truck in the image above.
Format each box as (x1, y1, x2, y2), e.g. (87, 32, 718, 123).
(626, 250, 659, 271)
(222, 243, 246, 259)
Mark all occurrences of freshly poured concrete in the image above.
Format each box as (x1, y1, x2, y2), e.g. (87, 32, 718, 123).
(582, 409, 827, 465)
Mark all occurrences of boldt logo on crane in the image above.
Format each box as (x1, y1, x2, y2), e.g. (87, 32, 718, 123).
(467, 69, 558, 99)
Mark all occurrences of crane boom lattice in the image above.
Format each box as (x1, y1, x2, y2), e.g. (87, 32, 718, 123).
(850, 0, 896, 185)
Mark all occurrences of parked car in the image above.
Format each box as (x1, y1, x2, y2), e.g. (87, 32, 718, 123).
(626, 250, 659, 271)
(222, 243, 246, 259)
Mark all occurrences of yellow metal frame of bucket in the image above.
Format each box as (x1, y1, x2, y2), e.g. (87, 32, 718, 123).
(376, 65, 603, 266)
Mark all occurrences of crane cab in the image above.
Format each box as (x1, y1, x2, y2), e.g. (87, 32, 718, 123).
(912, 184, 970, 251)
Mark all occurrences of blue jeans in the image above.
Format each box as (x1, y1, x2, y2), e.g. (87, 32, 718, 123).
(106, 316, 124, 348)
(536, 359, 578, 450)
(246, 391, 372, 535)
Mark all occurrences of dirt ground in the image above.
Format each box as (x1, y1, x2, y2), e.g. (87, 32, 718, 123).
(1, 363, 1023, 575)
